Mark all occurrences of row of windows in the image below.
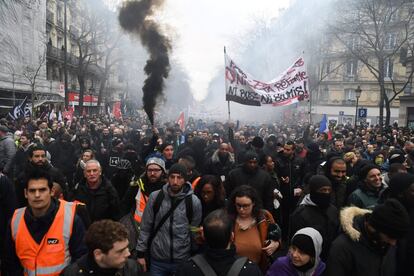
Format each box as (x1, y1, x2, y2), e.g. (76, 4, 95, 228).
(319, 88, 396, 101)
(324, 58, 394, 78)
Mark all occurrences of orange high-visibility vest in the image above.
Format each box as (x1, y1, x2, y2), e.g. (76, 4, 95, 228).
(134, 178, 148, 223)
(11, 200, 77, 276)
(191, 176, 201, 190)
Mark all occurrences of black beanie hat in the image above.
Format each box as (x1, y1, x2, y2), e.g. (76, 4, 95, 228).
(389, 173, 414, 197)
(244, 151, 258, 162)
(309, 175, 332, 193)
(291, 234, 315, 257)
(168, 163, 187, 180)
(368, 199, 410, 239)
(358, 164, 380, 181)
(251, 136, 264, 148)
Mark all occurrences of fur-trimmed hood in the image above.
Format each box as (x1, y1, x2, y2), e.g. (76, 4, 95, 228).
(339, 206, 371, 242)
(211, 148, 235, 164)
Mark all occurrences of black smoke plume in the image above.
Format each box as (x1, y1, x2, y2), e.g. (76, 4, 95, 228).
(119, 0, 171, 125)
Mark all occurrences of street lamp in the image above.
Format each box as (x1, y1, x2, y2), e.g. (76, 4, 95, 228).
(354, 86, 362, 129)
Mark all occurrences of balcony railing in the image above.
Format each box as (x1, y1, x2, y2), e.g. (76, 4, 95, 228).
(47, 45, 79, 67)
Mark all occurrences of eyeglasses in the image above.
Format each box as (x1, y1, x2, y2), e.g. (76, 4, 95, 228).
(147, 168, 162, 173)
(236, 203, 252, 210)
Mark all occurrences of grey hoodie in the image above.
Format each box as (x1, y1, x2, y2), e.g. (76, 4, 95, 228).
(136, 182, 202, 262)
(292, 227, 323, 276)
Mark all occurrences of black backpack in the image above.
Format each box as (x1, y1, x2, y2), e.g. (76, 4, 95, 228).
(191, 254, 248, 276)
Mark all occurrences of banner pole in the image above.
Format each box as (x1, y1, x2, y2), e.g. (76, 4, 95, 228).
(224, 46, 231, 121)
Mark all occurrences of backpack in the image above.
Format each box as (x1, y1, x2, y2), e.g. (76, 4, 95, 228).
(191, 254, 248, 276)
(152, 189, 193, 224)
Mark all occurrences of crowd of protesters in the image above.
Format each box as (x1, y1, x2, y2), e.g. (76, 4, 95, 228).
(0, 112, 413, 276)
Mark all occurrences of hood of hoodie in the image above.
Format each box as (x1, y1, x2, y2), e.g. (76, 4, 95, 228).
(339, 206, 371, 242)
(300, 194, 318, 207)
(161, 181, 194, 200)
(292, 227, 323, 275)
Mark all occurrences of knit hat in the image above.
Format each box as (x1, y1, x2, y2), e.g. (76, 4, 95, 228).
(291, 234, 315, 257)
(244, 151, 258, 162)
(368, 199, 410, 239)
(388, 172, 414, 197)
(309, 175, 332, 193)
(388, 149, 406, 164)
(358, 164, 380, 181)
(251, 136, 264, 148)
(146, 157, 166, 173)
(168, 163, 187, 180)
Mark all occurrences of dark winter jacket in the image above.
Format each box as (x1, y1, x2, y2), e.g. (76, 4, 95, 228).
(69, 178, 121, 222)
(347, 182, 385, 209)
(204, 149, 235, 181)
(62, 253, 142, 276)
(325, 207, 397, 276)
(289, 195, 339, 261)
(175, 245, 262, 276)
(0, 134, 16, 175)
(226, 166, 275, 211)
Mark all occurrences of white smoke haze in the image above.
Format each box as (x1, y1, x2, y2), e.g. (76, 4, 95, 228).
(103, 0, 336, 123)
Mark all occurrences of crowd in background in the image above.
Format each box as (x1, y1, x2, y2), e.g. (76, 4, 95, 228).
(0, 113, 413, 276)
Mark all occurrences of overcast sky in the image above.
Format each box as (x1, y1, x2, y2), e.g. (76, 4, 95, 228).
(106, 0, 291, 101)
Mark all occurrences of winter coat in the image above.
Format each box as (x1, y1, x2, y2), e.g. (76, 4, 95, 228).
(226, 166, 275, 211)
(62, 253, 142, 276)
(0, 134, 16, 174)
(136, 183, 202, 262)
(325, 207, 397, 276)
(175, 245, 262, 276)
(267, 227, 325, 276)
(289, 195, 339, 261)
(69, 178, 121, 222)
(347, 183, 385, 209)
(204, 149, 235, 181)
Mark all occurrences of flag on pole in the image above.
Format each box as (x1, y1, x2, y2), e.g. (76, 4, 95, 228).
(112, 102, 122, 119)
(177, 111, 185, 131)
(319, 114, 332, 140)
(8, 97, 31, 120)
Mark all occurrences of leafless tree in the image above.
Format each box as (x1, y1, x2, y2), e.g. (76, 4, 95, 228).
(330, 0, 414, 128)
(22, 53, 46, 117)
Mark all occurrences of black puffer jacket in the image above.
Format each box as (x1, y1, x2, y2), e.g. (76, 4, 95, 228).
(69, 178, 121, 222)
(326, 206, 397, 276)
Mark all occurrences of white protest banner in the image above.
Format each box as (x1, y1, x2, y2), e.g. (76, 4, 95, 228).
(225, 54, 309, 106)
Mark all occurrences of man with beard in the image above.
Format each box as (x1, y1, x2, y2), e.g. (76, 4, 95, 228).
(12, 131, 34, 179)
(324, 157, 348, 208)
(204, 143, 235, 183)
(226, 151, 274, 211)
(275, 140, 306, 241)
(16, 144, 67, 207)
(326, 199, 409, 276)
(290, 175, 339, 261)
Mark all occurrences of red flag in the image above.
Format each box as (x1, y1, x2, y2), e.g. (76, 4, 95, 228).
(177, 111, 185, 131)
(112, 102, 122, 119)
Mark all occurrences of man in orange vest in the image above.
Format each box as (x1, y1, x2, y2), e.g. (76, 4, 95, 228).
(3, 169, 87, 276)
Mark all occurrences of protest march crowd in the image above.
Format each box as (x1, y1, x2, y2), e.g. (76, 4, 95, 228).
(0, 112, 413, 276)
